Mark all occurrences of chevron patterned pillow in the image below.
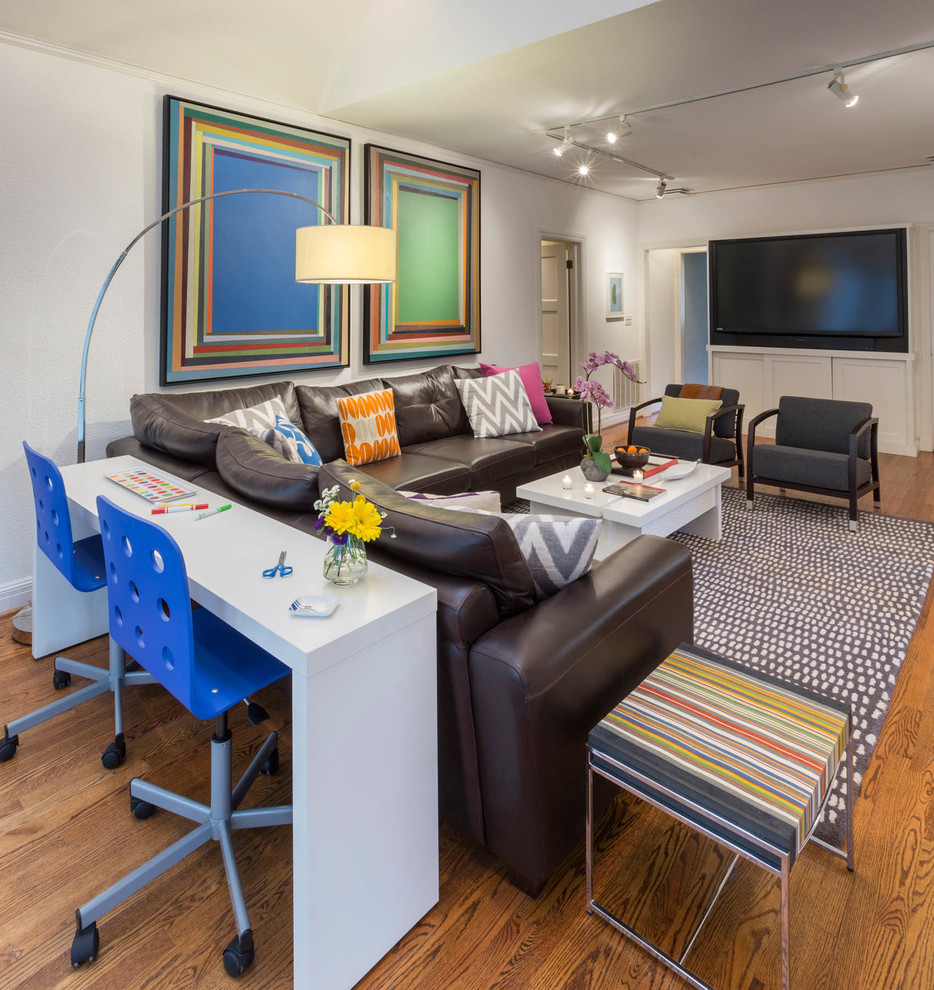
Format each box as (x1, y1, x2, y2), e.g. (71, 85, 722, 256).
(448, 507, 603, 599)
(501, 513, 603, 598)
(455, 369, 542, 438)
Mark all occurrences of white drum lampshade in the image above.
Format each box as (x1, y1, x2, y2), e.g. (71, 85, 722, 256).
(295, 224, 396, 284)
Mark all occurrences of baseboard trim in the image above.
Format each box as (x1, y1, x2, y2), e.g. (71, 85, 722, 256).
(0, 579, 32, 615)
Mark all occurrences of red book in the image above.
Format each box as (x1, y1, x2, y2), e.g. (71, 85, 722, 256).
(613, 455, 678, 479)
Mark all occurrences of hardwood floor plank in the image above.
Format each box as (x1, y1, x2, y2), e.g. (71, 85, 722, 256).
(2, 447, 933, 989)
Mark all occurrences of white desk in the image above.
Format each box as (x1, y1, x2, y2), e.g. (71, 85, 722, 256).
(32, 455, 439, 990)
(517, 463, 731, 558)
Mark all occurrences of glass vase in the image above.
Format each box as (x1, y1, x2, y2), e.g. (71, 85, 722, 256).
(322, 535, 368, 586)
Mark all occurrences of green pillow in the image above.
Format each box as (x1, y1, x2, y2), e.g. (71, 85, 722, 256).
(653, 395, 722, 433)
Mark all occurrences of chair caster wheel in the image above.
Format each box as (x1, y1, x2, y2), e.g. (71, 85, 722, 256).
(71, 920, 99, 968)
(131, 796, 155, 820)
(262, 747, 279, 776)
(223, 929, 254, 977)
(0, 733, 19, 762)
(101, 733, 126, 770)
(53, 669, 72, 689)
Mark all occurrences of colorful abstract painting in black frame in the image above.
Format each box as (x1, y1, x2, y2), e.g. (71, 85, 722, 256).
(161, 96, 350, 384)
(363, 145, 480, 365)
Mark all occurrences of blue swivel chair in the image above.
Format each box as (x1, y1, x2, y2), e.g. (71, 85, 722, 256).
(71, 496, 292, 977)
(2, 443, 157, 768)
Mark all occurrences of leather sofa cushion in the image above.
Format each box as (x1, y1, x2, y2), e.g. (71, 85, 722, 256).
(215, 429, 321, 511)
(752, 444, 871, 492)
(383, 365, 474, 445)
(497, 424, 584, 465)
(130, 381, 299, 466)
(356, 451, 471, 493)
(318, 460, 538, 618)
(404, 436, 536, 489)
(630, 425, 736, 464)
(296, 377, 383, 464)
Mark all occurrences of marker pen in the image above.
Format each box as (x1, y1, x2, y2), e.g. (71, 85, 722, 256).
(151, 504, 209, 514)
(196, 504, 232, 521)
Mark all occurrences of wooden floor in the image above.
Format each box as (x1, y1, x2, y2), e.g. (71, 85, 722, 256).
(2, 446, 933, 990)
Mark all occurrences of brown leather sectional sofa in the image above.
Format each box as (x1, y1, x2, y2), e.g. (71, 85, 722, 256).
(107, 363, 693, 893)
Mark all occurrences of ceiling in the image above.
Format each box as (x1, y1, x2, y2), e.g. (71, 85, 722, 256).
(2, 0, 933, 200)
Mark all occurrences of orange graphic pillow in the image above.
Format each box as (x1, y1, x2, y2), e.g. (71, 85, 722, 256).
(337, 388, 402, 466)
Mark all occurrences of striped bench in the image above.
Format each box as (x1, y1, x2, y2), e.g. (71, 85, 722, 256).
(586, 643, 854, 990)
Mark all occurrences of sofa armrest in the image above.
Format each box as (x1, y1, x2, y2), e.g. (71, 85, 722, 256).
(467, 534, 693, 891)
(545, 394, 586, 429)
(215, 429, 320, 511)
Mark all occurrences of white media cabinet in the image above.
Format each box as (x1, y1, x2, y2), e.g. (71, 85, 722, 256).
(710, 345, 917, 456)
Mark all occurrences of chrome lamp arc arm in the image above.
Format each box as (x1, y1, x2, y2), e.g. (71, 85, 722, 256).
(76, 187, 394, 463)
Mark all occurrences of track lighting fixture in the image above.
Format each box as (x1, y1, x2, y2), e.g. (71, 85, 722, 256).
(655, 178, 667, 199)
(578, 162, 591, 176)
(828, 70, 858, 107)
(553, 126, 572, 157)
(606, 115, 632, 144)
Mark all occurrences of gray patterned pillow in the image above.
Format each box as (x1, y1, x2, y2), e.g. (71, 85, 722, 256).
(455, 369, 541, 438)
(205, 395, 290, 432)
(450, 507, 603, 599)
(502, 513, 603, 598)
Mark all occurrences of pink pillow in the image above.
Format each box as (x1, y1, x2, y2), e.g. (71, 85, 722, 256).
(479, 362, 553, 425)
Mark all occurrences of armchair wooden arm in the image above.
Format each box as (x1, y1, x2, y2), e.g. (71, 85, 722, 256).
(627, 396, 664, 445)
(849, 416, 880, 495)
(745, 408, 779, 502)
(703, 403, 745, 468)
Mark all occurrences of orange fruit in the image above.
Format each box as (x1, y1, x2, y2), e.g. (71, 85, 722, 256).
(627, 445, 637, 453)
(639, 448, 648, 453)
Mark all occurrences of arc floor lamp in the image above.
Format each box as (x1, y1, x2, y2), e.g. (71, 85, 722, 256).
(76, 186, 396, 463)
(11, 188, 394, 646)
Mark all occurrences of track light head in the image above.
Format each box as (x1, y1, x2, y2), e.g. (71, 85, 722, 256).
(828, 70, 858, 108)
(606, 115, 632, 145)
(578, 162, 591, 176)
(655, 178, 667, 199)
(553, 126, 572, 157)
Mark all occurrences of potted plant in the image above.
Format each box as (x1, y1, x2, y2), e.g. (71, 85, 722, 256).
(574, 352, 642, 482)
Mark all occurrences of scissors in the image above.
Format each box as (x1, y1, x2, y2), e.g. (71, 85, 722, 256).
(262, 550, 293, 578)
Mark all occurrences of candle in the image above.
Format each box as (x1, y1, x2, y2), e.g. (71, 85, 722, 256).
(561, 474, 573, 490)
(583, 482, 595, 499)
(633, 469, 644, 481)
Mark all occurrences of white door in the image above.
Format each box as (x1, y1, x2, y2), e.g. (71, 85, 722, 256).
(541, 241, 570, 387)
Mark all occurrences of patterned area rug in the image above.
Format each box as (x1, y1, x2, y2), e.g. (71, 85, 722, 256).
(669, 487, 934, 846)
(506, 488, 934, 846)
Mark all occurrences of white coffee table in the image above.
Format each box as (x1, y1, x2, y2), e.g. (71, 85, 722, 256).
(516, 462, 732, 559)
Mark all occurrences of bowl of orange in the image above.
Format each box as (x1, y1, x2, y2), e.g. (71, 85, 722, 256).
(614, 444, 651, 470)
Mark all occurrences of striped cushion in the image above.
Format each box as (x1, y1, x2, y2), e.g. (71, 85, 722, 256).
(589, 643, 849, 869)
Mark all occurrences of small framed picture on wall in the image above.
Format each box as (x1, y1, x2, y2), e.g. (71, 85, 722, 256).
(605, 272, 624, 319)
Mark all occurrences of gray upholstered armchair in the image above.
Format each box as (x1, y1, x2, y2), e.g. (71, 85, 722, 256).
(628, 384, 745, 478)
(746, 395, 881, 531)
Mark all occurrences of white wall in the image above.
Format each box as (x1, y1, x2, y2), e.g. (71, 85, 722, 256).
(0, 39, 640, 609)
(637, 170, 934, 451)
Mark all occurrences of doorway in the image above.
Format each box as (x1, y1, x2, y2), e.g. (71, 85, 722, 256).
(681, 250, 708, 385)
(540, 238, 580, 390)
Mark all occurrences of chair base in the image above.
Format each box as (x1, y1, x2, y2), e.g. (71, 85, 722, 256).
(72, 718, 292, 976)
(3, 639, 156, 768)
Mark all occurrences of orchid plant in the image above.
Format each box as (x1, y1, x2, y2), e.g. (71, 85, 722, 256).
(574, 351, 642, 476)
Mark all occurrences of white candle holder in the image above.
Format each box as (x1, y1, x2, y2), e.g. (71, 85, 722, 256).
(561, 474, 573, 490)
(583, 482, 595, 499)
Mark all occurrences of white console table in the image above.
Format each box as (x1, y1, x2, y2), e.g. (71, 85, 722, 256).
(32, 455, 439, 990)
(710, 345, 917, 456)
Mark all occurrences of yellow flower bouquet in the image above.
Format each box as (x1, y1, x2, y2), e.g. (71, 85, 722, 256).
(313, 481, 392, 585)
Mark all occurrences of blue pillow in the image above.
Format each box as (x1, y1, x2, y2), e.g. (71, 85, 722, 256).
(267, 415, 323, 466)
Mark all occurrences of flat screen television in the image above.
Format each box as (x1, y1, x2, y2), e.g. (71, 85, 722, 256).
(709, 228, 908, 352)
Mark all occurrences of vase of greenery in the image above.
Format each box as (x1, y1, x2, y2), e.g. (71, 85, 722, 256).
(575, 351, 642, 482)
